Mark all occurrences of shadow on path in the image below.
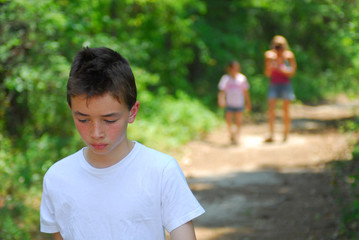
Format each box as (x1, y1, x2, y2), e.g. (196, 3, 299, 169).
(191, 169, 338, 240)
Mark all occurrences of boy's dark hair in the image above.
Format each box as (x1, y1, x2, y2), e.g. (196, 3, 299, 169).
(67, 47, 137, 110)
(226, 60, 240, 72)
(227, 60, 239, 68)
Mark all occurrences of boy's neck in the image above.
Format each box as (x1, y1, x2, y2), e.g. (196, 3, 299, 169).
(84, 139, 135, 169)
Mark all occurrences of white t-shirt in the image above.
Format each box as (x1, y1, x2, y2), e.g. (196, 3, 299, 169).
(40, 142, 205, 240)
(218, 73, 249, 108)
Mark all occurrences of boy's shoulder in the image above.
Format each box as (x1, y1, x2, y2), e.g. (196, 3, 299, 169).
(44, 149, 83, 179)
(235, 73, 248, 82)
(135, 142, 177, 167)
(219, 74, 230, 81)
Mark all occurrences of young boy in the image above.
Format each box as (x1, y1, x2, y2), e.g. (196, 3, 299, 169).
(218, 60, 251, 145)
(40, 47, 205, 240)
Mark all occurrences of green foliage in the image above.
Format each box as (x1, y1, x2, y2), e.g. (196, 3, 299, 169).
(130, 90, 219, 150)
(341, 116, 359, 133)
(0, 189, 31, 240)
(0, 215, 30, 240)
(335, 117, 359, 239)
(247, 74, 268, 112)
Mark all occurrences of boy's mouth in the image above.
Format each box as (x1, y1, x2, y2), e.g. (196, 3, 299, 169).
(91, 144, 108, 150)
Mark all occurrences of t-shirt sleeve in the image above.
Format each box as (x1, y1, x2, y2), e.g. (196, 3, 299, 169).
(218, 75, 228, 91)
(40, 175, 60, 233)
(242, 75, 249, 90)
(161, 158, 205, 232)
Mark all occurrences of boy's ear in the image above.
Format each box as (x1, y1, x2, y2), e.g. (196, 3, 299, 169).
(128, 101, 140, 123)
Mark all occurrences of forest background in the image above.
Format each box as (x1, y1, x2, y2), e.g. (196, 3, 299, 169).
(1, 0, 359, 239)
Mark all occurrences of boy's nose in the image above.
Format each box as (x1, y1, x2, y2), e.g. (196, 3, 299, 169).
(90, 121, 105, 139)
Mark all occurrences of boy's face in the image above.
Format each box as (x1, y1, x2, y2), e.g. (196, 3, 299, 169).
(70, 93, 139, 157)
(228, 63, 239, 76)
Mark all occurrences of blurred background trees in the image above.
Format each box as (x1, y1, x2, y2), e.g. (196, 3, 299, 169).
(0, 0, 358, 238)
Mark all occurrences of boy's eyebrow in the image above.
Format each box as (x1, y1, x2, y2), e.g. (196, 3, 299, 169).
(101, 113, 121, 117)
(74, 111, 120, 117)
(74, 111, 89, 117)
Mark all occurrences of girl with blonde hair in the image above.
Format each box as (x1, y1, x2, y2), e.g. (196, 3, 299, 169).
(264, 35, 297, 142)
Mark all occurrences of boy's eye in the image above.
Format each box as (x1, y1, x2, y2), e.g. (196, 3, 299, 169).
(104, 120, 117, 124)
(78, 119, 88, 123)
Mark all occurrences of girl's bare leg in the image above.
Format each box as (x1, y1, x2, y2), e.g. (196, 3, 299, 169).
(234, 111, 242, 144)
(283, 100, 291, 141)
(225, 112, 235, 143)
(266, 99, 276, 142)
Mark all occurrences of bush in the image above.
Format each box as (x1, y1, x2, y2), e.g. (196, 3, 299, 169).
(129, 90, 220, 151)
(334, 117, 359, 239)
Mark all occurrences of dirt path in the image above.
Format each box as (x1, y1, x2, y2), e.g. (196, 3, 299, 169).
(176, 96, 359, 240)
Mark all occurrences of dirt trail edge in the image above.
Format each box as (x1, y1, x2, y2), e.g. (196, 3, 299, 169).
(176, 97, 359, 240)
